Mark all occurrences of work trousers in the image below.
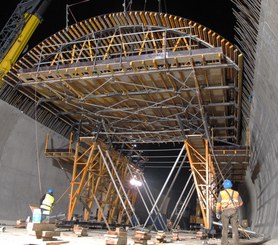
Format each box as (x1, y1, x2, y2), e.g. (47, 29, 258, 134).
(221, 208, 239, 245)
(41, 209, 51, 223)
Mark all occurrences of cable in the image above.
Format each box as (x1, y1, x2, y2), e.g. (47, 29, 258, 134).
(34, 75, 42, 196)
(144, 0, 147, 12)
(54, 185, 71, 206)
(127, 0, 133, 11)
(164, 0, 167, 13)
(158, 0, 161, 13)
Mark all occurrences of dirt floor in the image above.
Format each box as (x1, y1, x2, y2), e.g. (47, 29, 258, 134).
(0, 225, 273, 245)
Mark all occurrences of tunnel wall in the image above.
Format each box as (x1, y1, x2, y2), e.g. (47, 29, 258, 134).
(0, 100, 71, 223)
(248, 0, 278, 238)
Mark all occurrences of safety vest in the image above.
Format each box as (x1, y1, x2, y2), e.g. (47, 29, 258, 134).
(40, 194, 54, 211)
(216, 189, 242, 212)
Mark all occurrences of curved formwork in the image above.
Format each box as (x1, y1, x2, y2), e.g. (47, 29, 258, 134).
(5, 11, 242, 146)
(3, 11, 249, 229)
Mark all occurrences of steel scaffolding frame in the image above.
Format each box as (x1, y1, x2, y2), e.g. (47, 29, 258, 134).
(45, 133, 188, 229)
(46, 136, 140, 224)
(5, 11, 250, 230)
(16, 14, 242, 145)
(184, 135, 216, 229)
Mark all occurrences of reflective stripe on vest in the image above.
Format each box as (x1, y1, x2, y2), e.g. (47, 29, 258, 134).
(219, 189, 239, 210)
(40, 194, 54, 211)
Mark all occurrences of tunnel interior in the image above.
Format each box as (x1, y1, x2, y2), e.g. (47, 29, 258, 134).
(0, 0, 278, 241)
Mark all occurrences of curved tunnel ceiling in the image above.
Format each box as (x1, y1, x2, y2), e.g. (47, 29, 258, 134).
(4, 11, 243, 145)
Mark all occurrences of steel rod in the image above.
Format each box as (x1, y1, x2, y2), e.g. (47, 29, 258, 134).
(98, 145, 133, 226)
(105, 150, 140, 227)
(126, 164, 158, 230)
(169, 173, 193, 221)
(173, 184, 195, 229)
(139, 173, 166, 230)
(142, 144, 185, 229)
(213, 221, 257, 235)
(149, 152, 187, 230)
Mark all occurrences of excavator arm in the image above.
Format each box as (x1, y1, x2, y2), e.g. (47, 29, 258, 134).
(0, 0, 52, 87)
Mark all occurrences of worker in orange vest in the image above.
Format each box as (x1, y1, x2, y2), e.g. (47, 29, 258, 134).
(216, 179, 243, 245)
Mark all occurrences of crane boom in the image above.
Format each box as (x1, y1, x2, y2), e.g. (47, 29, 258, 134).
(0, 0, 52, 87)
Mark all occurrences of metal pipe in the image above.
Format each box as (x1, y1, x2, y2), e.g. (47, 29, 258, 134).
(126, 164, 158, 230)
(97, 145, 133, 226)
(173, 184, 195, 229)
(169, 173, 193, 221)
(174, 187, 194, 229)
(105, 150, 140, 227)
(142, 145, 185, 229)
(92, 193, 111, 231)
(150, 153, 187, 230)
(139, 174, 166, 230)
(213, 221, 257, 235)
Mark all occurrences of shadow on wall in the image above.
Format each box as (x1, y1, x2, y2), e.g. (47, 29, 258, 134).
(239, 181, 252, 227)
(251, 161, 261, 183)
(51, 159, 72, 183)
(46, 135, 74, 182)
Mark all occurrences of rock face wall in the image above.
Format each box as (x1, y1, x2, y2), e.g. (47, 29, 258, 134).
(248, 0, 278, 238)
(0, 100, 71, 223)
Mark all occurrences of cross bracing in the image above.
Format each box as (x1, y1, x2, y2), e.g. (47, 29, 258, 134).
(2, 11, 250, 229)
(6, 11, 243, 146)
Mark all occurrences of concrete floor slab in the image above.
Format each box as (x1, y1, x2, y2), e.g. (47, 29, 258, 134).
(0, 226, 271, 245)
(0, 227, 215, 245)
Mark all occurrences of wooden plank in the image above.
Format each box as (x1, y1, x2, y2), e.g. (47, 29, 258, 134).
(27, 223, 56, 232)
(42, 231, 61, 238)
(45, 241, 69, 245)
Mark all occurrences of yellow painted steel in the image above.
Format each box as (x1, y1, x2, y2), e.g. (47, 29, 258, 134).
(0, 14, 41, 87)
(44, 134, 138, 224)
(67, 137, 138, 223)
(184, 135, 217, 229)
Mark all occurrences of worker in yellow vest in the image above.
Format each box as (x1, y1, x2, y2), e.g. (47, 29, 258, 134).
(216, 180, 243, 245)
(40, 189, 55, 223)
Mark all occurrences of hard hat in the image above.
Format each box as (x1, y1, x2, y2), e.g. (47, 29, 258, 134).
(47, 189, 54, 194)
(223, 179, 233, 189)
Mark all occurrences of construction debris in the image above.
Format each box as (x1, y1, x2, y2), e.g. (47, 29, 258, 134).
(15, 219, 27, 228)
(196, 230, 208, 240)
(172, 230, 180, 241)
(41, 231, 61, 241)
(154, 231, 166, 244)
(73, 224, 88, 237)
(132, 231, 151, 245)
(45, 241, 69, 245)
(26, 223, 61, 241)
(104, 227, 127, 245)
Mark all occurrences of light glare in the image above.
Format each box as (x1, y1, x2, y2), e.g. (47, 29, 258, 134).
(130, 178, 142, 187)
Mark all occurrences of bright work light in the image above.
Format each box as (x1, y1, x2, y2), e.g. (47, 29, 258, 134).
(130, 177, 142, 187)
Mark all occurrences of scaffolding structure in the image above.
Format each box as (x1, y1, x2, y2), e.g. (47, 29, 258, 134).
(4, 11, 250, 229)
(45, 134, 141, 225)
(11, 12, 243, 144)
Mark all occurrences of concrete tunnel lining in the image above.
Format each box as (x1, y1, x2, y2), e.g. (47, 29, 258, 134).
(247, 0, 278, 238)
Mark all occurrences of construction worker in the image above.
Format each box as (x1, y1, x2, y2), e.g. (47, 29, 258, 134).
(40, 189, 55, 223)
(216, 179, 243, 245)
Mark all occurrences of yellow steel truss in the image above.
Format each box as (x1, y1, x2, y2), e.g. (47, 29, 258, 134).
(184, 135, 217, 229)
(45, 134, 139, 224)
(68, 137, 138, 223)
